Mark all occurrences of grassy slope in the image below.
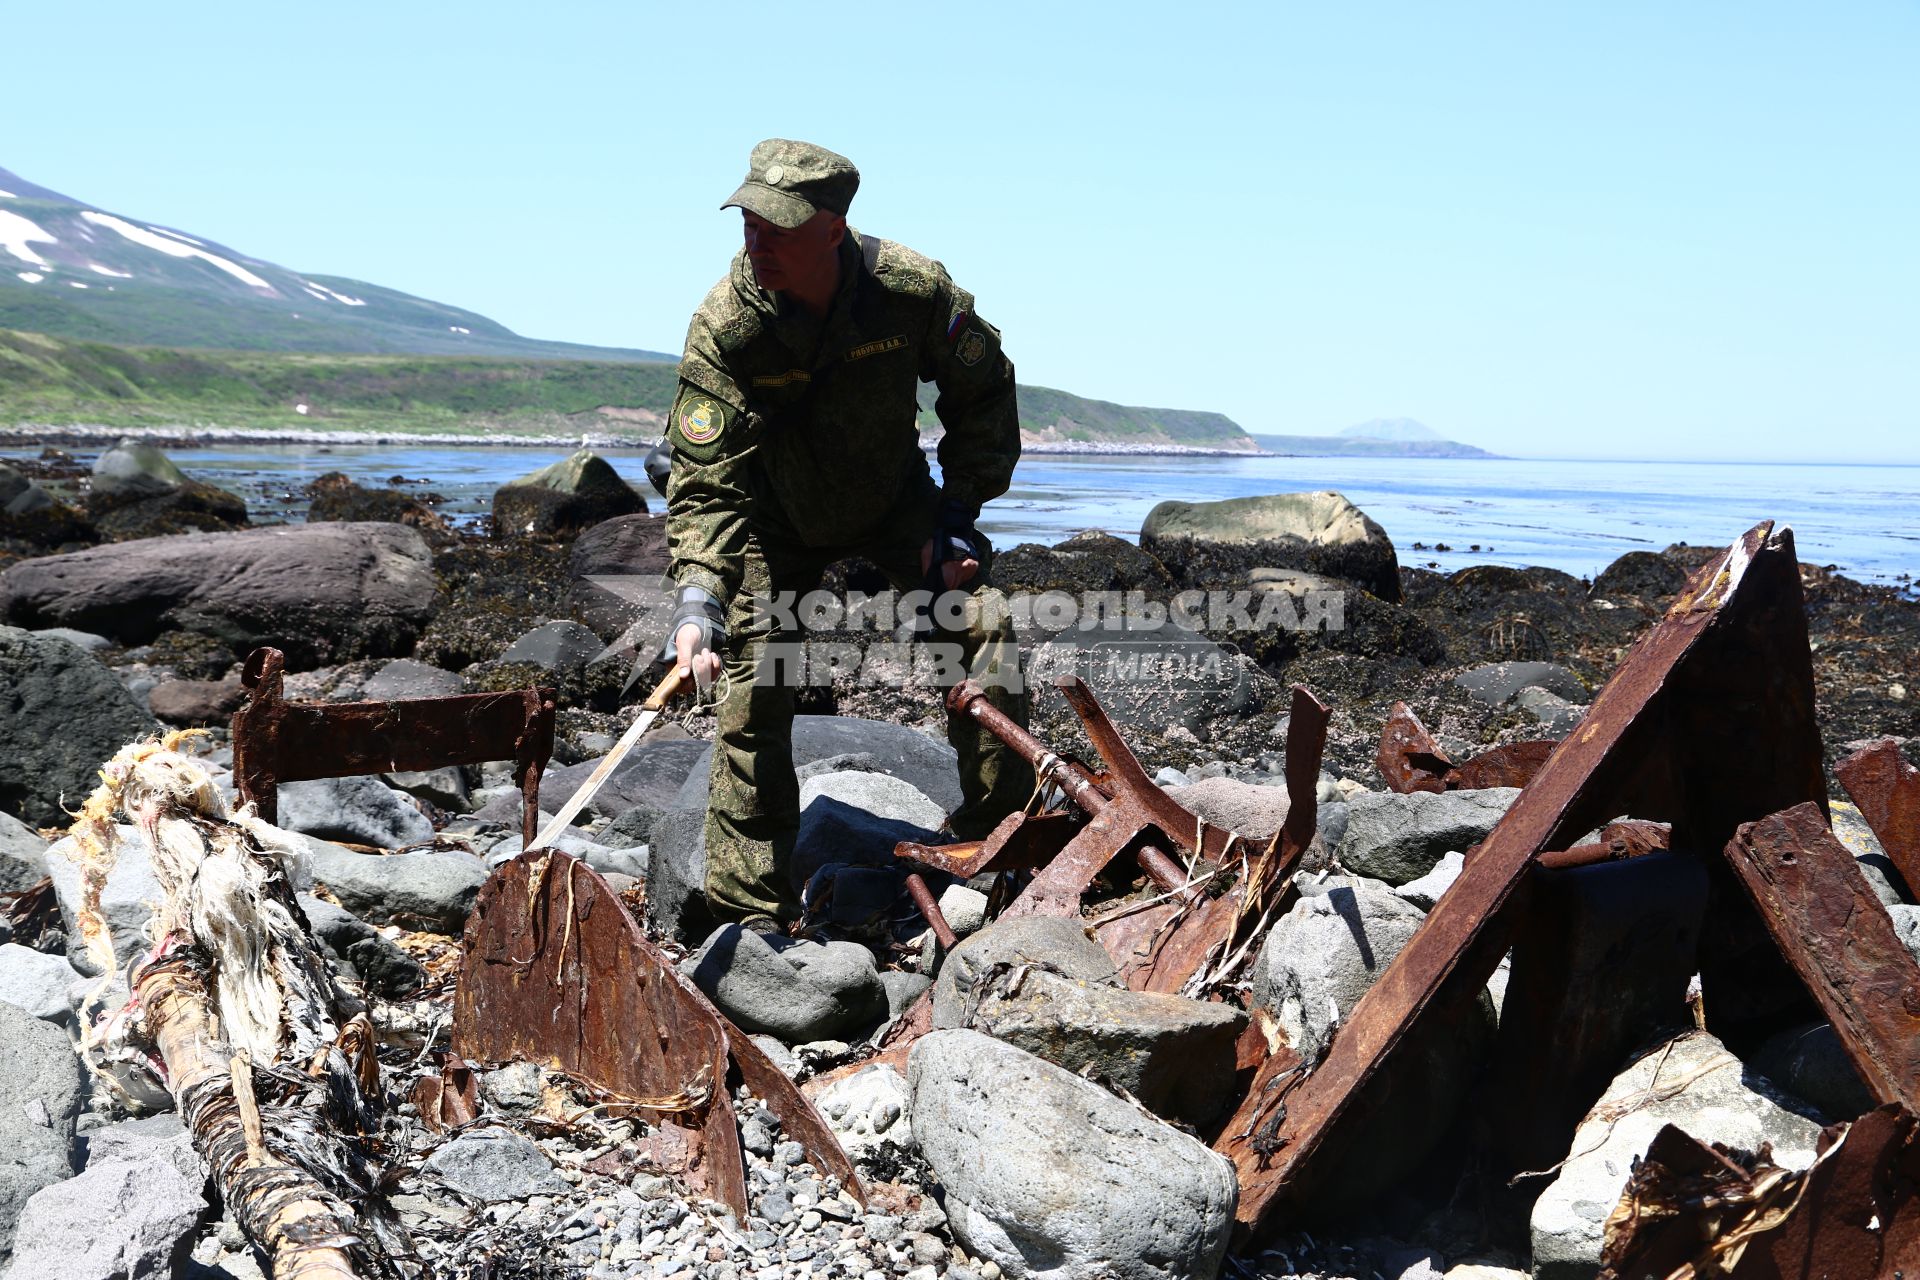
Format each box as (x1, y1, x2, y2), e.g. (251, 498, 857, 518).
(1251, 432, 1497, 458)
(0, 328, 1256, 446)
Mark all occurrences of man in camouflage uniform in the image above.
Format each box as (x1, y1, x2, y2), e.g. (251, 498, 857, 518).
(663, 138, 1034, 931)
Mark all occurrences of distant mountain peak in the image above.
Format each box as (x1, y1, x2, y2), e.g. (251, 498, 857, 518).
(1341, 417, 1443, 442)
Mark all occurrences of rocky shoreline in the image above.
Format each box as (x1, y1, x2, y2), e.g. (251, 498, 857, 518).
(1, 442, 1916, 1280)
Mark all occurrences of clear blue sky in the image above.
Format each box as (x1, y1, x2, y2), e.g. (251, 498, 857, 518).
(4, 1, 1915, 463)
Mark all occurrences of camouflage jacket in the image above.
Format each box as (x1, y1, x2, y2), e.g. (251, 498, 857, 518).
(663, 230, 1019, 604)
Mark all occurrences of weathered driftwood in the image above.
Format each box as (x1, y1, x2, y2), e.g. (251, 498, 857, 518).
(67, 733, 400, 1279)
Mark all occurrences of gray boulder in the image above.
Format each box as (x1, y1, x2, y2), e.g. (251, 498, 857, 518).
(1141, 489, 1401, 602)
(0, 522, 437, 669)
(491, 449, 646, 539)
(423, 1128, 570, 1201)
(90, 439, 188, 499)
(1396, 849, 1464, 910)
(9, 1112, 209, 1278)
(44, 825, 162, 975)
(29, 627, 112, 653)
(1512, 686, 1586, 737)
(0, 943, 80, 1023)
(0, 811, 48, 894)
(1166, 775, 1293, 840)
(814, 1063, 914, 1166)
(360, 657, 466, 701)
(909, 1029, 1236, 1280)
(1452, 661, 1588, 708)
(500, 619, 605, 672)
(146, 676, 246, 726)
(297, 894, 425, 998)
(565, 512, 670, 641)
(1891, 904, 1920, 963)
(933, 915, 1119, 1030)
(0, 464, 54, 515)
(384, 766, 471, 813)
(1831, 800, 1910, 904)
(1530, 1031, 1825, 1280)
(1255, 875, 1428, 1063)
(0, 626, 158, 826)
(685, 925, 888, 1043)
(1338, 787, 1519, 885)
(964, 966, 1247, 1126)
(793, 771, 946, 887)
(0, 999, 86, 1258)
(1749, 1021, 1876, 1121)
(276, 775, 435, 848)
(1029, 621, 1257, 734)
(301, 838, 485, 934)
(539, 737, 709, 821)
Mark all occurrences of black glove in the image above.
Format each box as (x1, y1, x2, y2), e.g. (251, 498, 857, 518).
(927, 497, 989, 584)
(660, 584, 726, 695)
(643, 442, 673, 497)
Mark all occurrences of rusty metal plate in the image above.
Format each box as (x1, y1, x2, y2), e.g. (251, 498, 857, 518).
(453, 852, 865, 1218)
(1377, 702, 1453, 793)
(1449, 739, 1557, 791)
(1725, 803, 1920, 1113)
(1837, 737, 1920, 900)
(1217, 522, 1827, 1239)
(233, 646, 555, 847)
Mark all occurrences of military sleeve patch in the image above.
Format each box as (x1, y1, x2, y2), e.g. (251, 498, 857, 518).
(678, 395, 727, 445)
(956, 329, 987, 367)
(946, 309, 970, 342)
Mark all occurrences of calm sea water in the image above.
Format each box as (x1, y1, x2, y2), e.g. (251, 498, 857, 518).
(7, 442, 1916, 589)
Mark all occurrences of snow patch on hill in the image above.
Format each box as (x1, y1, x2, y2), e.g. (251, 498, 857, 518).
(304, 280, 366, 306)
(89, 263, 133, 278)
(0, 189, 17, 199)
(81, 210, 275, 291)
(16, 271, 44, 283)
(0, 209, 57, 265)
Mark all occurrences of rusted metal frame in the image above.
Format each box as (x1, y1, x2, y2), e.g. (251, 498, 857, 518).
(232, 646, 556, 848)
(1724, 803, 1920, 1113)
(1535, 819, 1672, 871)
(903, 874, 958, 949)
(1837, 737, 1920, 899)
(1095, 686, 1330, 996)
(1217, 522, 1815, 1239)
(1449, 739, 1558, 791)
(894, 809, 1082, 880)
(1599, 1107, 1920, 1280)
(453, 852, 866, 1217)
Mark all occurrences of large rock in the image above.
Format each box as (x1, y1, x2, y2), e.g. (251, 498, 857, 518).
(0, 999, 86, 1259)
(0, 943, 80, 1023)
(499, 619, 606, 673)
(1748, 1021, 1876, 1121)
(1452, 661, 1588, 708)
(963, 966, 1247, 1126)
(306, 471, 448, 532)
(301, 838, 485, 934)
(933, 915, 1120, 1030)
(1338, 787, 1520, 885)
(44, 825, 163, 975)
(360, 657, 466, 701)
(539, 738, 709, 822)
(909, 1029, 1236, 1280)
(491, 449, 646, 539)
(991, 530, 1175, 598)
(87, 440, 247, 539)
(565, 512, 671, 641)
(813, 1063, 914, 1167)
(0, 522, 437, 668)
(792, 771, 946, 887)
(146, 675, 246, 726)
(1166, 775, 1293, 840)
(423, 1128, 569, 1201)
(8, 1111, 209, 1278)
(0, 627, 158, 825)
(1530, 1031, 1825, 1280)
(276, 775, 436, 848)
(1252, 875, 1493, 1205)
(1141, 490, 1401, 602)
(0, 811, 49, 894)
(1590, 550, 1690, 600)
(648, 717, 965, 942)
(1029, 621, 1258, 733)
(685, 925, 888, 1043)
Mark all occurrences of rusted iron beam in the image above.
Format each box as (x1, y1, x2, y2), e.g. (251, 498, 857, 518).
(903, 873, 958, 950)
(1599, 1107, 1920, 1279)
(1725, 803, 1920, 1113)
(1535, 819, 1672, 871)
(232, 647, 555, 848)
(1218, 521, 1826, 1239)
(1376, 702, 1557, 794)
(453, 852, 865, 1217)
(1836, 737, 1920, 900)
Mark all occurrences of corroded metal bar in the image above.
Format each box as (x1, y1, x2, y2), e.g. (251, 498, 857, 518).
(947, 680, 1111, 814)
(904, 874, 958, 949)
(1836, 738, 1920, 899)
(1725, 803, 1920, 1112)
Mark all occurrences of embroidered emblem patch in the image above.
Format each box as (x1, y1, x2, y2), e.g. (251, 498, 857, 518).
(846, 335, 909, 362)
(957, 329, 987, 367)
(679, 396, 725, 445)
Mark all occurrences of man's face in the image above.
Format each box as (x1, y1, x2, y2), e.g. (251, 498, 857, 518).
(742, 209, 844, 293)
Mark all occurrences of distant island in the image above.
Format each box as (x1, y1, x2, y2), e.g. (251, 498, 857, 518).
(1251, 418, 1498, 458)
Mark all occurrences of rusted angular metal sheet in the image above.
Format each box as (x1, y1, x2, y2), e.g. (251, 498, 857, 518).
(232, 646, 556, 848)
(410, 1057, 479, 1135)
(1096, 687, 1330, 995)
(453, 852, 865, 1217)
(1600, 1108, 1920, 1279)
(1376, 702, 1557, 794)
(1217, 522, 1827, 1239)
(1837, 737, 1920, 899)
(1725, 803, 1920, 1113)
(1483, 852, 1708, 1175)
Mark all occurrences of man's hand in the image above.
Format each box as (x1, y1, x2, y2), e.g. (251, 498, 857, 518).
(663, 585, 727, 696)
(674, 621, 724, 687)
(920, 538, 979, 589)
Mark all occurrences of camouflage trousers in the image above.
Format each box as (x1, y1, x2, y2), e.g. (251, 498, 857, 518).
(701, 505, 1033, 927)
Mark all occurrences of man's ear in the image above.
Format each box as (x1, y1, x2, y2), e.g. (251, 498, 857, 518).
(822, 213, 847, 248)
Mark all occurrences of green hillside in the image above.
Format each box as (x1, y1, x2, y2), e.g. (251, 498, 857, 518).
(918, 381, 1253, 450)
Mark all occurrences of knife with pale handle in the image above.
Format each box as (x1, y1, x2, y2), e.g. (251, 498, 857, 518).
(532, 664, 691, 850)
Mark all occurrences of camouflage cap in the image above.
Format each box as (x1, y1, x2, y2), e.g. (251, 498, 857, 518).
(721, 139, 859, 229)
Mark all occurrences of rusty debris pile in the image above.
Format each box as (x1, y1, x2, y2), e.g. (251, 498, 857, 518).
(3, 518, 1919, 1280)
